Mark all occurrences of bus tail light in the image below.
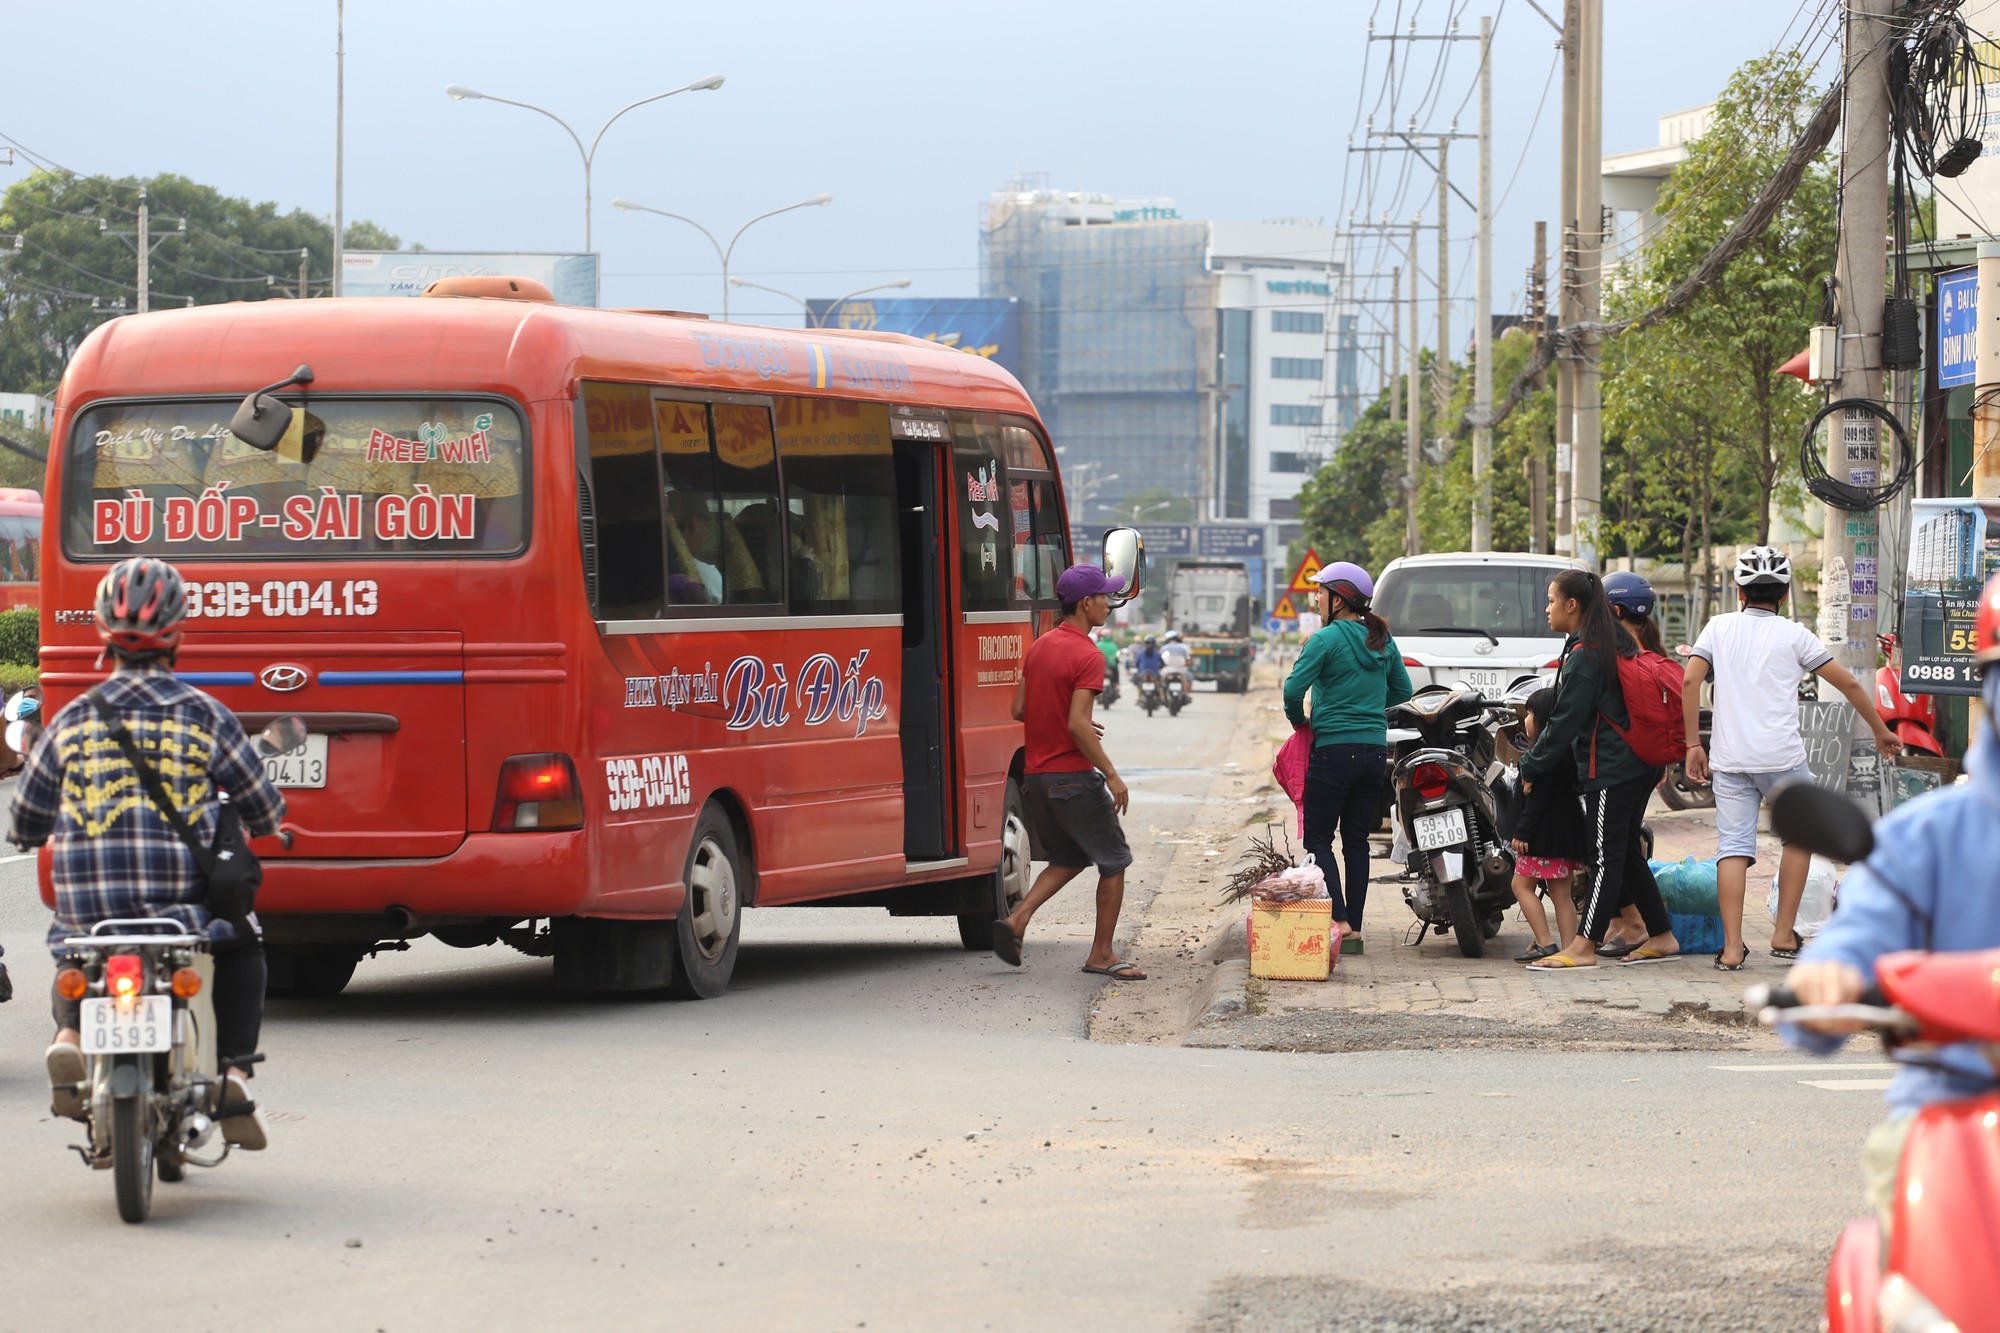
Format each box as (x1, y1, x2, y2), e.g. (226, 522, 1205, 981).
(1411, 763, 1453, 801)
(105, 954, 145, 998)
(492, 754, 584, 831)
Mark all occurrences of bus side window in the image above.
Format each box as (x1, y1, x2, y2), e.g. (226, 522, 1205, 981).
(774, 398, 899, 616)
(584, 383, 666, 620)
(710, 403, 783, 606)
(952, 411, 1010, 613)
(1027, 479, 1067, 599)
(655, 398, 721, 607)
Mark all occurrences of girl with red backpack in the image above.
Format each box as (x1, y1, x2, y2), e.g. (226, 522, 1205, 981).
(1520, 570, 1682, 970)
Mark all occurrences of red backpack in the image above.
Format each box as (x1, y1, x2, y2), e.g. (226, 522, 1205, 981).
(1602, 650, 1688, 768)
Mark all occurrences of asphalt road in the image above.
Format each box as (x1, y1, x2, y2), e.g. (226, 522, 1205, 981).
(0, 688, 1883, 1330)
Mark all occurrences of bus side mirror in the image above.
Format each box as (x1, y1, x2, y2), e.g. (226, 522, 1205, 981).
(1101, 527, 1145, 608)
(229, 364, 315, 452)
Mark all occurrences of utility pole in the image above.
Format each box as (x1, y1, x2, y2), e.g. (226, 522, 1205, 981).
(99, 185, 184, 314)
(1407, 225, 1423, 557)
(334, 0, 346, 296)
(1573, 0, 1604, 568)
(1527, 220, 1550, 553)
(1822, 0, 1894, 679)
(298, 248, 310, 300)
(1390, 266, 1403, 424)
(1555, 0, 1580, 556)
(1470, 14, 1495, 550)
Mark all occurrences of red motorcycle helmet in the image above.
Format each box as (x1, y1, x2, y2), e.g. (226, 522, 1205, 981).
(94, 557, 188, 657)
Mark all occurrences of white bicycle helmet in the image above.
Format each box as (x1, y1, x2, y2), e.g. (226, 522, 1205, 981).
(1733, 546, 1793, 588)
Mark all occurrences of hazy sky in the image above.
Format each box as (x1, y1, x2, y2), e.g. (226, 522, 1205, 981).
(5, 0, 1836, 344)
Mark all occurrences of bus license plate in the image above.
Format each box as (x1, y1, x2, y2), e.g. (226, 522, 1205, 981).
(80, 996, 172, 1054)
(1413, 808, 1467, 851)
(263, 734, 329, 789)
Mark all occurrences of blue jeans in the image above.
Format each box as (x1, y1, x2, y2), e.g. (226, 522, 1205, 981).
(1302, 743, 1388, 929)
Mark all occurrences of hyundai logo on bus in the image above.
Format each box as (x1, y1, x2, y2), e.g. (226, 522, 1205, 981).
(259, 664, 309, 692)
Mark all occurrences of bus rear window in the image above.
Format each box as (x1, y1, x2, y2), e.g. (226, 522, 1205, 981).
(64, 398, 528, 560)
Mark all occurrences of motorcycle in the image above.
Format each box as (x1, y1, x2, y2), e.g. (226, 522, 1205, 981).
(1657, 706, 1714, 810)
(1, 687, 42, 777)
(1386, 684, 1516, 958)
(55, 916, 232, 1222)
(1877, 633, 1945, 759)
(1163, 671, 1189, 717)
(1136, 671, 1162, 717)
(1752, 781, 1998, 1332)
(1099, 667, 1121, 710)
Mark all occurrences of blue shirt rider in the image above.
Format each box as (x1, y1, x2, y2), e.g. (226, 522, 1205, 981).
(1132, 637, 1165, 677)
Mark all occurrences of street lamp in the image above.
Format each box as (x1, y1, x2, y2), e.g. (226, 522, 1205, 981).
(615, 194, 832, 319)
(1095, 499, 1174, 523)
(728, 277, 911, 328)
(443, 74, 724, 293)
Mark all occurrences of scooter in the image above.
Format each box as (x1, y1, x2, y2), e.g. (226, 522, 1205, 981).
(1386, 685, 1516, 958)
(1753, 781, 1999, 1332)
(1877, 633, 1945, 759)
(1099, 667, 1120, 710)
(1163, 671, 1189, 717)
(1136, 671, 1162, 717)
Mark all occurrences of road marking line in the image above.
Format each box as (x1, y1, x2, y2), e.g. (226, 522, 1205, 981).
(0, 851, 34, 865)
(1709, 1063, 1897, 1072)
(1798, 1078, 1896, 1091)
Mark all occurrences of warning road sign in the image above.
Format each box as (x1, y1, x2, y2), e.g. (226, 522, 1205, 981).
(1272, 595, 1299, 620)
(1286, 549, 1323, 594)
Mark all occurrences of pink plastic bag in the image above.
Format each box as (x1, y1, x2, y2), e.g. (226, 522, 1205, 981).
(1273, 728, 1311, 838)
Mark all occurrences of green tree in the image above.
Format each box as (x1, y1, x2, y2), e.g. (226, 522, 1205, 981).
(0, 170, 405, 394)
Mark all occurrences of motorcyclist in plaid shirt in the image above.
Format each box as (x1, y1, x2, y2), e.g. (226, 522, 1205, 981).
(11, 558, 284, 1147)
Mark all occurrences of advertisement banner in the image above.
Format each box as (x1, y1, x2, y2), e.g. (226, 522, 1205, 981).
(1938, 267, 1978, 389)
(805, 297, 1020, 375)
(341, 251, 599, 307)
(1901, 497, 1999, 695)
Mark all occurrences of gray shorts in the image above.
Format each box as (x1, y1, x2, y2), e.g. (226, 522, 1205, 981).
(1713, 763, 1815, 863)
(1022, 771, 1132, 875)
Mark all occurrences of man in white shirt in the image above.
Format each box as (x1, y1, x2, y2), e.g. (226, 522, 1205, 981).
(1683, 546, 1902, 970)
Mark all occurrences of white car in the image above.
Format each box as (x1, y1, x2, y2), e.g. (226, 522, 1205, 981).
(1372, 552, 1585, 695)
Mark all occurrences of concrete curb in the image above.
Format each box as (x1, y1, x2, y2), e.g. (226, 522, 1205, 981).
(1188, 918, 1250, 1029)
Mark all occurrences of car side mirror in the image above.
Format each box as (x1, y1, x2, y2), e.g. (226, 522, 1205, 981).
(229, 364, 314, 452)
(1100, 527, 1145, 608)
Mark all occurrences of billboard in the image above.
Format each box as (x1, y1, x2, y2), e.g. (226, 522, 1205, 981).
(804, 297, 1020, 374)
(341, 251, 600, 307)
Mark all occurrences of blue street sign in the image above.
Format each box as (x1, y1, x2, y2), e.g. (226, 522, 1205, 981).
(1939, 267, 1978, 389)
(1132, 523, 1193, 555)
(1265, 615, 1292, 634)
(1197, 525, 1265, 558)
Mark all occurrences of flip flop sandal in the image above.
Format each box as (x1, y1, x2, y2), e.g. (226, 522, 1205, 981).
(1081, 961, 1148, 980)
(1770, 938, 1805, 960)
(1617, 948, 1683, 965)
(1527, 953, 1595, 969)
(1597, 939, 1642, 960)
(1714, 949, 1753, 971)
(990, 920, 1023, 967)
(1515, 941, 1561, 963)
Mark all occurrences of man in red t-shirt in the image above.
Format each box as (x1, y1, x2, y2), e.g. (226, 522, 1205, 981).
(992, 565, 1145, 980)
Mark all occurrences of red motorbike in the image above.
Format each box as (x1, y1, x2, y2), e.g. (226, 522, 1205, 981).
(1878, 634, 1944, 758)
(1756, 783, 1999, 1332)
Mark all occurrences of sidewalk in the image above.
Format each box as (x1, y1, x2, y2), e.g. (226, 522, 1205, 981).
(1090, 659, 1799, 1054)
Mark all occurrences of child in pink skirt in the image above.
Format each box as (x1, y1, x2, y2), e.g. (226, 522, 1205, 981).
(1507, 689, 1589, 962)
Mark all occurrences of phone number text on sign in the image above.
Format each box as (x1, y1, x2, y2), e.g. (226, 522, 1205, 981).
(185, 579, 380, 619)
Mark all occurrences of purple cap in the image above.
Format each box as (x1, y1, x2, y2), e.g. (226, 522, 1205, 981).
(1056, 564, 1122, 602)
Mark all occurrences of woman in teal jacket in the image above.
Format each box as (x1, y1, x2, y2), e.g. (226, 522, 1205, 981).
(1283, 562, 1413, 940)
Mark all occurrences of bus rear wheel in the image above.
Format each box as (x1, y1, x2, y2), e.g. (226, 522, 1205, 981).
(958, 779, 1030, 951)
(670, 807, 743, 1000)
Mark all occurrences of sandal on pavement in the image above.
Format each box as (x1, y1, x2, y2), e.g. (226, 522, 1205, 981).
(1617, 948, 1683, 965)
(1081, 960, 1147, 981)
(1527, 952, 1595, 970)
(46, 1041, 85, 1121)
(990, 920, 1023, 967)
(1597, 938, 1642, 960)
(1515, 941, 1561, 963)
(1714, 949, 1752, 972)
(215, 1074, 268, 1151)
(1770, 936, 1805, 960)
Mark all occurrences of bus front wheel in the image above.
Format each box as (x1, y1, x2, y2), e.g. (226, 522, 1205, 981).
(671, 807, 743, 1000)
(957, 779, 1030, 951)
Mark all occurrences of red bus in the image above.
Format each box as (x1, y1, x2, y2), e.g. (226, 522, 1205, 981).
(0, 486, 42, 609)
(38, 282, 1141, 997)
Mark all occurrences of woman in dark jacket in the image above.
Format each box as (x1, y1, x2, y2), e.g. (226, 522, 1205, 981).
(1519, 570, 1679, 969)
